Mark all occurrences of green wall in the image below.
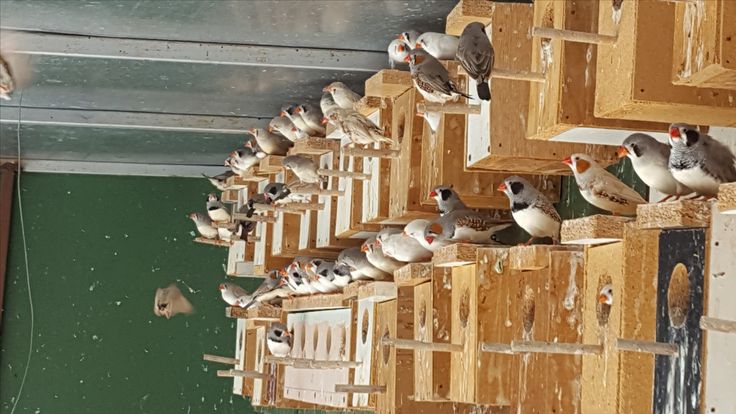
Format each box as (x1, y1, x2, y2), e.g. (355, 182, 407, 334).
(0, 173, 261, 413)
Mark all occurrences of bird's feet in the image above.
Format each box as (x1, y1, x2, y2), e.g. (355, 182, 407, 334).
(657, 194, 675, 203)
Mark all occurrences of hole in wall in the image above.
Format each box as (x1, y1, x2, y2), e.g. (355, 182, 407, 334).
(312, 326, 319, 353)
(459, 288, 470, 328)
(419, 300, 427, 329)
(668, 263, 690, 328)
(596, 275, 613, 327)
(522, 286, 536, 334)
(256, 340, 262, 365)
(361, 309, 370, 345)
(397, 112, 406, 143)
(324, 324, 332, 357)
(382, 327, 391, 365)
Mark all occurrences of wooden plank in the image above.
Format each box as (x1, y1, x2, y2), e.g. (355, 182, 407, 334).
(595, 0, 736, 126)
(364, 69, 412, 99)
(508, 244, 582, 271)
(226, 304, 281, 321)
(258, 155, 285, 174)
(561, 215, 632, 245)
(352, 299, 376, 408)
(394, 262, 433, 287)
(526, 0, 670, 143)
(287, 137, 340, 156)
(445, 0, 494, 36)
(702, 205, 736, 412)
(361, 108, 392, 224)
(432, 243, 483, 268)
(672, 0, 736, 89)
(282, 293, 347, 312)
(374, 300, 397, 414)
(636, 200, 712, 229)
(450, 264, 478, 403)
(716, 182, 736, 214)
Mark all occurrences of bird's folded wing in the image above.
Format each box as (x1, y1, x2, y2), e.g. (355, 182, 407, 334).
(593, 173, 646, 205)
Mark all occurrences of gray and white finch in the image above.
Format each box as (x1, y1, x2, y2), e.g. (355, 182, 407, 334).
(202, 171, 236, 191)
(388, 39, 410, 69)
(323, 81, 362, 110)
(227, 145, 262, 173)
(425, 209, 510, 245)
(403, 219, 442, 252)
(598, 284, 613, 306)
(237, 272, 289, 308)
(246, 128, 293, 156)
(618, 133, 691, 202)
(331, 263, 353, 288)
(188, 212, 219, 239)
(295, 103, 326, 137)
(281, 104, 315, 136)
(362, 235, 404, 274)
(219, 282, 249, 306)
(283, 261, 313, 295)
(397, 31, 421, 50)
(456, 22, 494, 101)
(269, 116, 306, 142)
(429, 185, 467, 216)
(376, 231, 432, 263)
(154, 284, 193, 319)
(320, 92, 340, 118)
(306, 259, 340, 293)
(498, 176, 561, 245)
(282, 155, 325, 185)
(263, 182, 311, 205)
(415, 32, 460, 60)
(668, 123, 736, 198)
(563, 153, 646, 215)
(406, 49, 470, 104)
(337, 247, 390, 281)
(267, 322, 293, 357)
(324, 108, 393, 146)
(206, 193, 231, 222)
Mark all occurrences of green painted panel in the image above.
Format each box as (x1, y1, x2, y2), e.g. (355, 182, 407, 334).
(0, 173, 262, 413)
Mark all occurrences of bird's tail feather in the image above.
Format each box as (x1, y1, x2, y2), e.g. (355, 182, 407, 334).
(476, 81, 491, 101)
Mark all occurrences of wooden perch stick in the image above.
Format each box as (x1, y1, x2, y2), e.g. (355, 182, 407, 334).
(194, 237, 232, 247)
(511, 340, 603, 355)
(700, 316, 736, 334)
(381, 337, 463, 352)
(532, 27, 617, 45)
(216, 369, 270, 379)
(334, 384, 387, 394)
(232, 213, 277, 223)
(264, 356, 361, 369)
(615, 339, 679, 356)
(490, 68, 546, 83)
(317, 169, 371, 180)
(416, 102, 481, 115)
(341, 147, 401, 159)
(478, 342, 515, 354)
(203, 354, 239, 365)
(252, 203, 305, 214)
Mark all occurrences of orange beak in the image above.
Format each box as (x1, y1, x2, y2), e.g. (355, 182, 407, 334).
(280, 111, 287, 117)
(669, 127, 681, 139)
(415, 42, 422, 49)
(279, 268, 287, 276)
(403, 55, 411, 63)
(598, 294, 609, 304)
(497, 183, 507, 192)
(321, 117, 329, 125)
(397, 44, 405, 52)
(360, 243, 369, 252)
(617, 146, 629, 158)
(283, 330, 292, 337)
(562, 156, 572, 166)
(294, 106, 302, 113)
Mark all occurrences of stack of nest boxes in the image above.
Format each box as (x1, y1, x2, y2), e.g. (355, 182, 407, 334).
(208, 1, 735, 412)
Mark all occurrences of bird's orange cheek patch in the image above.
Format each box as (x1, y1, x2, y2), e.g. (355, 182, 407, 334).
(575, 159, 590, 174)
(428, 223, 443, 234)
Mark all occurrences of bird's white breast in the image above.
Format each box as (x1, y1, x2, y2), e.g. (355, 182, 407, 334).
(671, 165, 721, 196)
(512, 207, 560, 239)
(632, 161, 679, 195)
(267, 338, 292, 357)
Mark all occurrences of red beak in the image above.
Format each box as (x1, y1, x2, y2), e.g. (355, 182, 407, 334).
(497, 183, 507, 192)
(321, 117, 329, 125)
(429, 190, 438, 198)
(403, 55, 411, 63)
(425, 236, 434, 245)
(617, 146, 629, 158)
(598, 294, 609, 304)
(415, 42, 422, 49)
(294, 107, 302, 113)
(562, 156, 572, 166)
(219, 284, 225, 291)
(669, 127, 681, 139)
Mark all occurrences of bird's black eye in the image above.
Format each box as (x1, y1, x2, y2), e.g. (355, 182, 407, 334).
(684, 129, 699, 146)
(630, 143, 641, 157)
(510, 181, 524, 195)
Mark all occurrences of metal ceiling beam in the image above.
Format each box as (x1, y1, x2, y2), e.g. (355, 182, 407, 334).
(1, 31, 388, 72)
(0, 106, 249, 133)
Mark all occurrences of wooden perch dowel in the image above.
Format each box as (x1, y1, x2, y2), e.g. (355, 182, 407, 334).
(416, 102, 481, 115)
(490, 68, 546, 83)
(334, 384, 387, 394)
(700, 316, 736, 334)
(479, 342, 515, 354)
(511, 340, 603, 355)
(317, 169, 371, 180)
(532, 27, 618, 45)
(264, 356, 361, 369)
(252, 203, 305, 214)
(203, 354, 239, 365)
(381, 337, 463, 352)
(615, 339, 679, 356)
(193, 237, 232, 247)
(216, 369, 270, 379)
(341, 147, 401, 159)
(232, 212, 277, 223)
